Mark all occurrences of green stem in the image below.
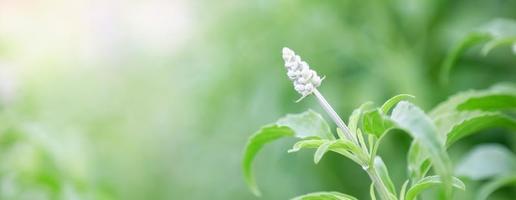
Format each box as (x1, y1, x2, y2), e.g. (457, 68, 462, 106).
(366, 166, 392, 200)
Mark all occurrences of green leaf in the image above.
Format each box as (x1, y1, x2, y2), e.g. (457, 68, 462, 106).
(428, 85, 516, 147)
(370, 183, 377, 200)
(478, 18, 516, 55)
(348, 102, 373, 134)
(476, 175, 516, 200)
(405, 176, 465, 200)
(380, 94, 415, 114)
(374, 156, 396, 195)
(277, 109, 335, 140)
(314, 140, 333, 164)
(242, 125, 294, 196)
(440, 18, 516, 84)
(433, 111, 516, 146)
(439, 33, 491, 85)
(407, 141, 425, 181)
(293, 139, 365, 165)
(455, 144, 516, 180)
(291, 191, 358, 200)
(363, 109, 394, 138)
(361, 94, 415, 138)
(399, 180, 409, 200)
(430, 84, 516, 118)
(242, 110, 333, 196)
(391, 101, 452, 190)
(481, 37, 516, 55)
(288, 139, 325, 153)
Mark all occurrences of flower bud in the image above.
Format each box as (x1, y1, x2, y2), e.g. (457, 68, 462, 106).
(282, 47, 323, 97)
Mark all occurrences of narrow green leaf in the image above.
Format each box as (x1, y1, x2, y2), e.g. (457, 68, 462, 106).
(433, 111, 516, 145)
(242, 125, 294, 196)
(370, 183, 377, 200)
(327, 140, 366, 165)
(405, 176, 466, 200)
(291, 191, 358, 200)
(455, 144, 516, 180)
(368, 134, 376, 157)
(399, 180, 409, 200)
(391, 101, 452, 190)
(356, 129, 369, 154)
(374, 156, 396, 195)
(288, 139, 325, 153)
(380, 94, 415, 114)
(289, 138, 364, 166)
(430, 84, 516, 118)
(407, 141, 424, 181)
(407, 141, 435, 183)
(476, 175, 516, 200)
(457, 94, 516, 112)
(314, 140, 333, 164)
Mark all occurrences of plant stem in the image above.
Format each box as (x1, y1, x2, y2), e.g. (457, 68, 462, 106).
(313, 89, 391, 200)
(312, 89, 355, 141)
(366, 165, 392, 200)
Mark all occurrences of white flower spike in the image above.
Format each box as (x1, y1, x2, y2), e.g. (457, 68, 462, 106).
(282, 47, 323, 100)
(281, 47, 355, 141)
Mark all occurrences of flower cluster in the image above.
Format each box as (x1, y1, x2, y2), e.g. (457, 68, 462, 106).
(282, 47, 322, 97)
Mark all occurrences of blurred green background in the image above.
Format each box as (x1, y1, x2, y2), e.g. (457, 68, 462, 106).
(0, 0, 515, 199)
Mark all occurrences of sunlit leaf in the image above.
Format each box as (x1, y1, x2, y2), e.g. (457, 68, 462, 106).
(277, 109, 335, 140)
(242, 125, 294, 196)
(374, 156, 396, 195)
(391, 101, 452, 190)
(291, 191, 358, 200)
(455, 144, 516, 180)
(405, 175, 465, 200)
(242, 110, 333, 196)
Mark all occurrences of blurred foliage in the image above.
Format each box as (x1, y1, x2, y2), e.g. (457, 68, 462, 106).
(0, 0, 515, 199)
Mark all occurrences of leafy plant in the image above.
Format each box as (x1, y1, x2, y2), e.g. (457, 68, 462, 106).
(242, 48, 516, 199)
